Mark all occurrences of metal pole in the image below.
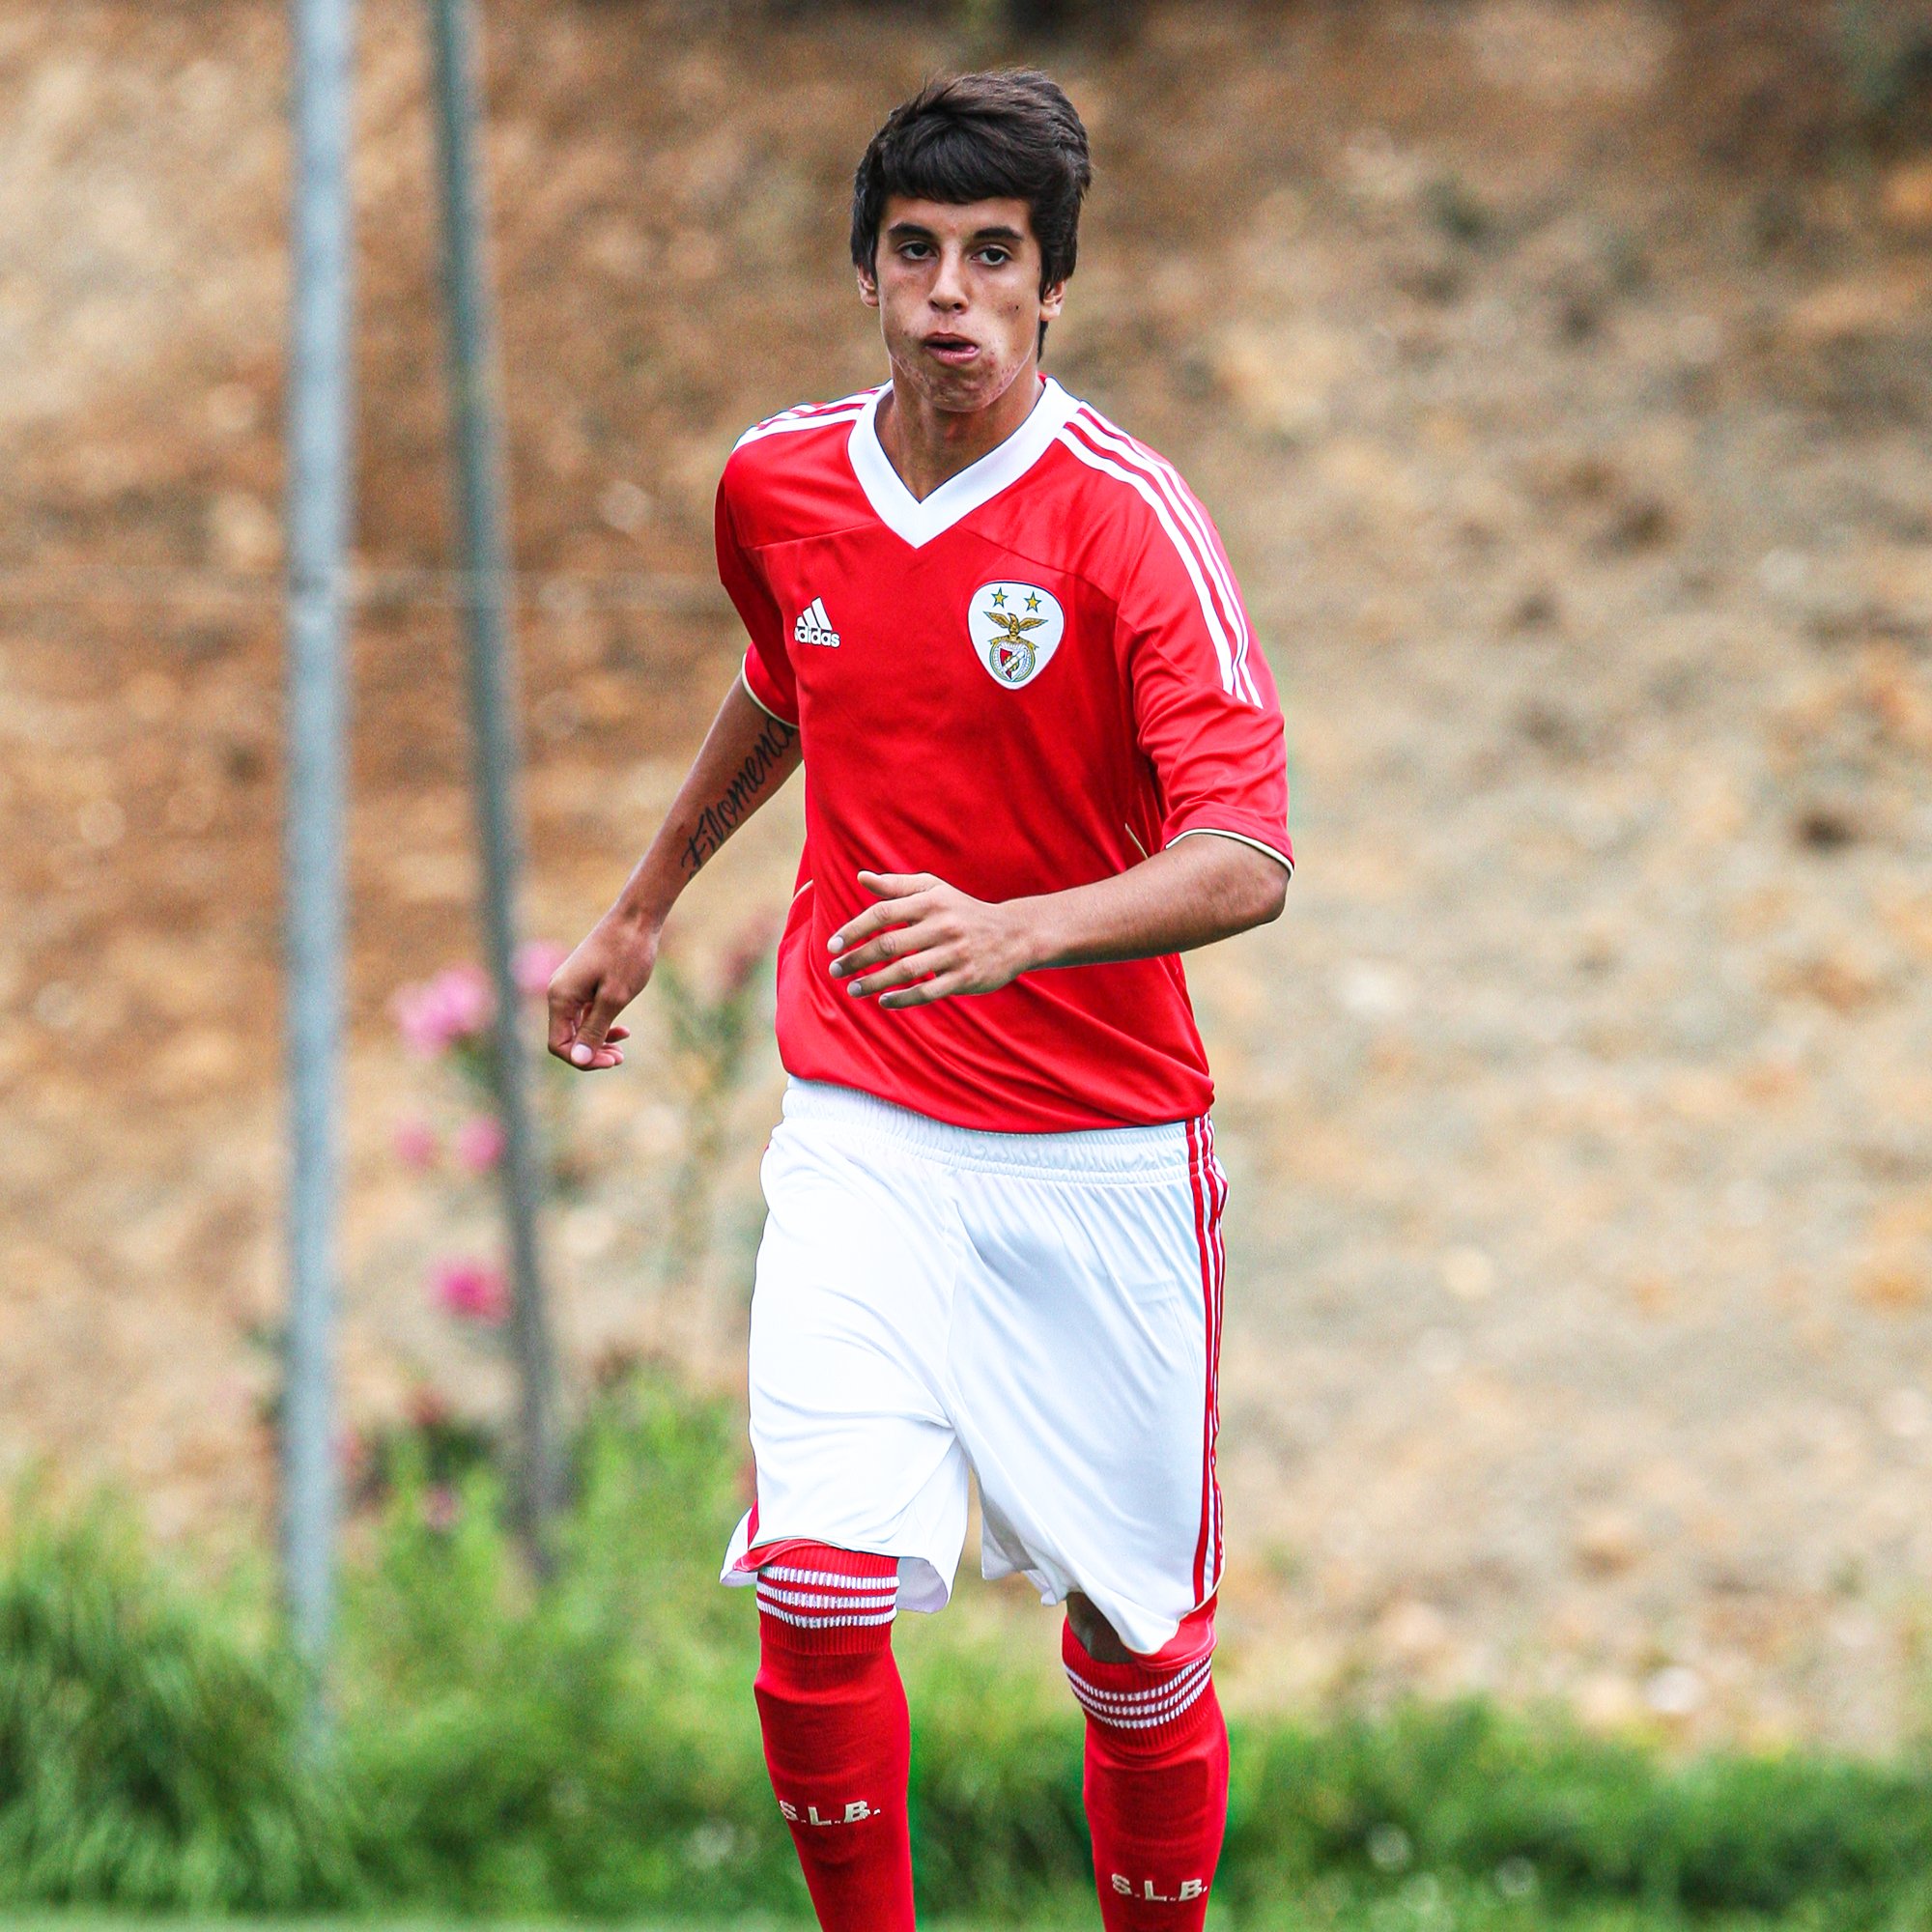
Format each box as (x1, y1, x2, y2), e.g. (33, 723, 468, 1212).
(427, 0, 563, 1565)
(283, 0, 358, 1700)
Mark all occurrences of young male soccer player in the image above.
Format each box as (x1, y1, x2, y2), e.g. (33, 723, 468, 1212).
(548, 70, 1291, 1929)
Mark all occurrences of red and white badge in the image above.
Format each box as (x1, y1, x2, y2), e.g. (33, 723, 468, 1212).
(967, 580, 1064, 690)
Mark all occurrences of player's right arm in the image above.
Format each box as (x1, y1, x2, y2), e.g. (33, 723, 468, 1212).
(551, 447, 805, 1069)
(546, 676, 800, 1069)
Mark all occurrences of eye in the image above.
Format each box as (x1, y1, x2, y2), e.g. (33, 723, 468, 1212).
(897, 240, 933, 260)
(978, 246, 1011, 266)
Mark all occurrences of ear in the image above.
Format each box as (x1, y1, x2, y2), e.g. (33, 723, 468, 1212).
(857, 264, 880, 311)
(1038, 278, 1067, 322)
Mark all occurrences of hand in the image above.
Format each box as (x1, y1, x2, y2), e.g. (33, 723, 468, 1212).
(547, 912, 653, 1069)
(828, 870, 1036, 1010)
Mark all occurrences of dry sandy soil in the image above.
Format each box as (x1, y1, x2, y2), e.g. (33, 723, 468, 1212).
(3, 0, 1932, 1748)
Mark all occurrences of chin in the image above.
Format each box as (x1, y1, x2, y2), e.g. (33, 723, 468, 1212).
(924, 359, 1022, 413)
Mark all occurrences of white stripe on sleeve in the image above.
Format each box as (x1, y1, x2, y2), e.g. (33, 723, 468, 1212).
(1070, 409, 1260, 705)
(1055, 422, 1242, 699)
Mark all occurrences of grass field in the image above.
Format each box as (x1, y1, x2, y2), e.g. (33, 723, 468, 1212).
(11, 1390, 1932, 1931)
(0, 1901, 1878, 1932)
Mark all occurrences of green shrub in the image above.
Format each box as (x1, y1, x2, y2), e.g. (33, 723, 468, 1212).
(0, 1502, 354, 1910)
(10, 1378, 1932, 1924)
(1222, 1702, 1932, 1921)
(337, 1377, 800, 1917)
(905, 1635, 1088, 1914)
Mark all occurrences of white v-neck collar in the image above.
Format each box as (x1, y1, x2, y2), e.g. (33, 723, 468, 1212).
(848, 377, 1080, 549)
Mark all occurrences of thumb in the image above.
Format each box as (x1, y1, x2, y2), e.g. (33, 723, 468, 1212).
(858, 868, 937, 898)
(568, 987, 623, 1066)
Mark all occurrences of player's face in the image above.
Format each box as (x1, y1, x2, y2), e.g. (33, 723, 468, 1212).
(858, 195, 1065, 415)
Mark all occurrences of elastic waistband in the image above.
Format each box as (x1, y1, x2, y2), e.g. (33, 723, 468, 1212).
(779, 1078, 1199, 1183)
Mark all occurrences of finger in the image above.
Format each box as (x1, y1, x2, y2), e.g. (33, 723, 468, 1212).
(569, 1040, 626, 1070)
(845, 950, 946, 999)
(548, 989, 583, 1056)
(831, 923, 924, 978)
(568, 989, 625, 1067)
(856, 869, 939, 898)
(878, 971, 969, 1010)
(829, 894, 928, 957)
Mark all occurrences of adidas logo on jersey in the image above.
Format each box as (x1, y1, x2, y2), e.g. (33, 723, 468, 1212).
(793, 597, 839, 647)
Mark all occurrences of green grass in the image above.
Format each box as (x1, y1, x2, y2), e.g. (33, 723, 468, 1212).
(9, 1378, 1932, 1925)
(0, 1919, 1099, 1932)
(0, 1895, 1920, 1932)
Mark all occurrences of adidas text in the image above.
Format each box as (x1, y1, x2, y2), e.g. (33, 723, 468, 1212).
(793, 597, 840, 647)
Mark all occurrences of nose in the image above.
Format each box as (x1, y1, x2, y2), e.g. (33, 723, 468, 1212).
(929, 242, 969, 311)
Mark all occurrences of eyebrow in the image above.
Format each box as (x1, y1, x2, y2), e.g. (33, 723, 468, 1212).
(885, 220, 1026, 246)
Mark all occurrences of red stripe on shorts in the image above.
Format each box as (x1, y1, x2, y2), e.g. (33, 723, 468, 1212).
(1186, 1117, 1216, 1603)
(1205, 1118, 1227, 1589)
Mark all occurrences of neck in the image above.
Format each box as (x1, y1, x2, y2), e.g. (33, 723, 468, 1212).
(875, 360, 1044, 502)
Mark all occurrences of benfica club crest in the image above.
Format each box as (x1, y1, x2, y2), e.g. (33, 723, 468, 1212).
(968, 581, 1065, 691)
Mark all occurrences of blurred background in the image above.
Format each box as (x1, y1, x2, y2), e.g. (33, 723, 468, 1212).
(3, 0, 1932, 1920)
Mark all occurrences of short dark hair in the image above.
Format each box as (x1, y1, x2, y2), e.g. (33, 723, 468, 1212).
(851, 71, 1092, 354)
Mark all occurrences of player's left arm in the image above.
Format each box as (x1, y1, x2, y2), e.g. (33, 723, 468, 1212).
(830, 838, 1285, 1009)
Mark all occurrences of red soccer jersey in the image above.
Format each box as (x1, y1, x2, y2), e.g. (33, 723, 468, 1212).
(716, 377, 1291, 1133)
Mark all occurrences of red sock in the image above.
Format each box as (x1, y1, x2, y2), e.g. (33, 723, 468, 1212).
(1064, 1619, 1229, 1929)
(753, 1544, 914, 1932)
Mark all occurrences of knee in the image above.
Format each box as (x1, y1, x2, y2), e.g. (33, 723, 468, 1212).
(754, 1543, 900, 1665)
(1062, 1605, 1220, 1752)
(1065, 1591, 1133, 1663)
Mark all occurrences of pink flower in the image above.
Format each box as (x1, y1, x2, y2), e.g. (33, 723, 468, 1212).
(514, 938, 570, 1000)
(392, 965, 495, 1057)
(392, 1115, 440, 1170)
(429, 1255, 509, 1324)
(453, 1113, 506, 1173)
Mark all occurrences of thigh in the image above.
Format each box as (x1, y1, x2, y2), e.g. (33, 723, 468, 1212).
(950, 1126, 1224, 1657)
(731, 1113, 974, 1611)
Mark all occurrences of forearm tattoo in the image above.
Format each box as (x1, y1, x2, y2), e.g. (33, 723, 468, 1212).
(679, 715, 799, 875)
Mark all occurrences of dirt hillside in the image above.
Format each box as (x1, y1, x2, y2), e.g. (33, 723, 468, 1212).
(3, 0, 1931, 1747)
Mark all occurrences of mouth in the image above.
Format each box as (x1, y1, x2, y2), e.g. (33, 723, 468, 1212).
(922, 332, 981, 367)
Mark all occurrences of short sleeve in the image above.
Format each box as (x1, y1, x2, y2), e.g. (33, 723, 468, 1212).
(1119, 498, 1292, 873)
(715, 467, 798, 726)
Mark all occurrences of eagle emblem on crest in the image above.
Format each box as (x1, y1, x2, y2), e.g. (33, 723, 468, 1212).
(967, 581, 1065, 690)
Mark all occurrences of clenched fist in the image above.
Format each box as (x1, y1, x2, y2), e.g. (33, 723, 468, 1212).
(547, 912, 652, 1069)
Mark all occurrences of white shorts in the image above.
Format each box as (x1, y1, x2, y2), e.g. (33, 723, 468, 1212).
(720, 1077, 1227, 1658)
